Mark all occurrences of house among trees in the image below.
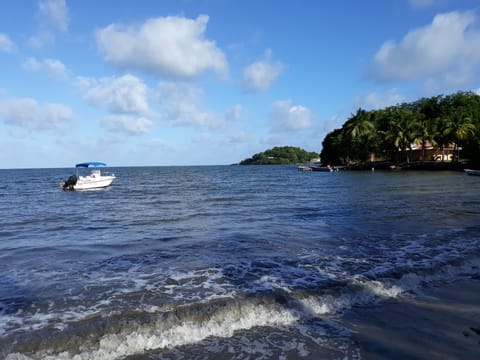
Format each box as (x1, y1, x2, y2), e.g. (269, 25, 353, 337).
(320, 91, 480, 168)
(408, 141, 458, 162)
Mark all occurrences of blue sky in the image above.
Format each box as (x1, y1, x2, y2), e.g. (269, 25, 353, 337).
(1, 0, 480, 168)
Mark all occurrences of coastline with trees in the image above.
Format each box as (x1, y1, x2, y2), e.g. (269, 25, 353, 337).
(320, 91, 480, 170)
(238, 91, 480, 170)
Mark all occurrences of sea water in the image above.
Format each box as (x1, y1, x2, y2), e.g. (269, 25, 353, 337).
(0, 166, 479, 359)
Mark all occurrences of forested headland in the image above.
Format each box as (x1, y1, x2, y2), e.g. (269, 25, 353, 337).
(239, 146, 319, 165)
(320, 91, 480, 168)
(238, 91, 480, 169)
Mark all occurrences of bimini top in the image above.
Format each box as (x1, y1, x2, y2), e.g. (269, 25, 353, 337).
(75, 162, 107, 168)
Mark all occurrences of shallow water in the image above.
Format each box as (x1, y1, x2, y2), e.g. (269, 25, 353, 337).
(0, 166, 479, 359)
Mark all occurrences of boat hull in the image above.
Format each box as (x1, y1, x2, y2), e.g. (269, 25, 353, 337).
(73, 175, 116, 190)
(309, 166, 333, 172)
(465, 169, 480, 176)
(297, 165, 312, 171)
(61, 170, 116, 191)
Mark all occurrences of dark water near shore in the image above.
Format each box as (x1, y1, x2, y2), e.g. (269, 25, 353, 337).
(1, 165, 479, 359)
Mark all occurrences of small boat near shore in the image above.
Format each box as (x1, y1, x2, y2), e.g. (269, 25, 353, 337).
(61, 162, 116, 190)
(297, 165, 312, 171)
(309, 165, 335, 172)
(297, 164, 337, 172)
(464, 169, 480, 176)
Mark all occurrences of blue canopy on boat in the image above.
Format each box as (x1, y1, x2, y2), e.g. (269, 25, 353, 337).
(75, 162, 107, 168)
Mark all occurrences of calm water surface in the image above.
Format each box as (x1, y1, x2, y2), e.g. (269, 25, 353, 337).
(0, 166, 479, 359)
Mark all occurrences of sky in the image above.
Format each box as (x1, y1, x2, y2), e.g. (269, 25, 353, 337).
(1, 0, 480, 168)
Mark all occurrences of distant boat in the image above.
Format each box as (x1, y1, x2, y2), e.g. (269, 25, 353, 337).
(61, 162, 116, 190)
(464, 169, 480, 176)
(297, 165, 312, 171)
(309, 164, 336, 172)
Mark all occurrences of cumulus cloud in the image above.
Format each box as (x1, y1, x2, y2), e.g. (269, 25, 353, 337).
(38, 0, 69, 31)
(76, 74, 150, 115)
(102, 115, 153, 135)
(157, 82, 224, 129)
(243, 49, 283, 92)
(28, 0, 69, 48)
(370, 11, 480, 87)
(96, 15, 228, 79)
(0, 97, 74, 131)
(22, 57, 68, 79)
(269, 100, 315, 131)
(354, 89, 405, 110)
(0, 33, 15, 52)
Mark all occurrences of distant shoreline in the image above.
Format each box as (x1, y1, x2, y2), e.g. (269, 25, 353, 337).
(342, 160, 467, 171)
(235, 160, 471, 171)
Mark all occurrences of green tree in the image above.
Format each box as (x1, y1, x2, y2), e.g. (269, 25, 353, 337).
(239, 146, 319, 165)
(344, 108, 377, 162)
(444, 112, 476, 162)
(320, 91, 480, 166)
(386, 107, 421, 163)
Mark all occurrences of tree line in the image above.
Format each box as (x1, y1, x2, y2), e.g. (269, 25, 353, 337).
(320, 91, 480, 167)
(239, 146, 319, 165)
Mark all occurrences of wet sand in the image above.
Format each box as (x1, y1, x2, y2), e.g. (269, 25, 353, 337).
(339, 278, 480, 359)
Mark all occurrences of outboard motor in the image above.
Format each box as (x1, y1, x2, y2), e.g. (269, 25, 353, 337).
(62, 174, 78, 190)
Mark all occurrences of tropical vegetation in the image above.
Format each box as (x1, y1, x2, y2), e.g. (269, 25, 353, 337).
(320, 91, 480, 167)
(239, 146, 319, 165)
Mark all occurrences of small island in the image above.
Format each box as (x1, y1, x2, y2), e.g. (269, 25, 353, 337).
(239, 146, 319, 165)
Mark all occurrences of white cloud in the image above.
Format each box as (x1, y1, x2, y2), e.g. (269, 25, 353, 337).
(77, 74, 150, 115)
(243, 49, 283, 92)
(102, 115, 153, 135)
(28, 31, 55, 48)
(28, 0, 69, 48)
(157, 82, 224, 129)
(370, 11, 480, 88)
(354, 89, 405, 110)
(38, 0, 69, 31)
(22, 57, 68, 79)
(0, 33, 15, 52)
(96, 15, 228, 79)
(269, 100, 314, 131)
(0, 97, 74, 131)
(22, 57, 42, 71)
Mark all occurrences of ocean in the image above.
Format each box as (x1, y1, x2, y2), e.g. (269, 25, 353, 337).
(0, 165, 479, 359)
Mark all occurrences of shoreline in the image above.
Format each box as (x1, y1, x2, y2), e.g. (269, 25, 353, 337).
(341, 160, 467, 171)
(338, 278, 480, 359)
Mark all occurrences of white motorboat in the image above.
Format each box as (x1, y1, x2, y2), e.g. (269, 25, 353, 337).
(61, 162, 116, 190)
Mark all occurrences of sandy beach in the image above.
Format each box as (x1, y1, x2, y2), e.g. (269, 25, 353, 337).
(339, 278, 480, 360)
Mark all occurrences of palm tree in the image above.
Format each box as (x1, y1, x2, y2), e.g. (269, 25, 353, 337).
(416, 115, 437, 162)
(387, 107, 421, 163)
(444, 112, 476, 162)
(431, 117, 452, 162)
(414, 96, 442, 161)
(344, 109, 377, 162)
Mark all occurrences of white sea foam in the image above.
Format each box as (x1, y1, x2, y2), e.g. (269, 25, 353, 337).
(0, 274, 424, 360)
(6, 300, 299, 360)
